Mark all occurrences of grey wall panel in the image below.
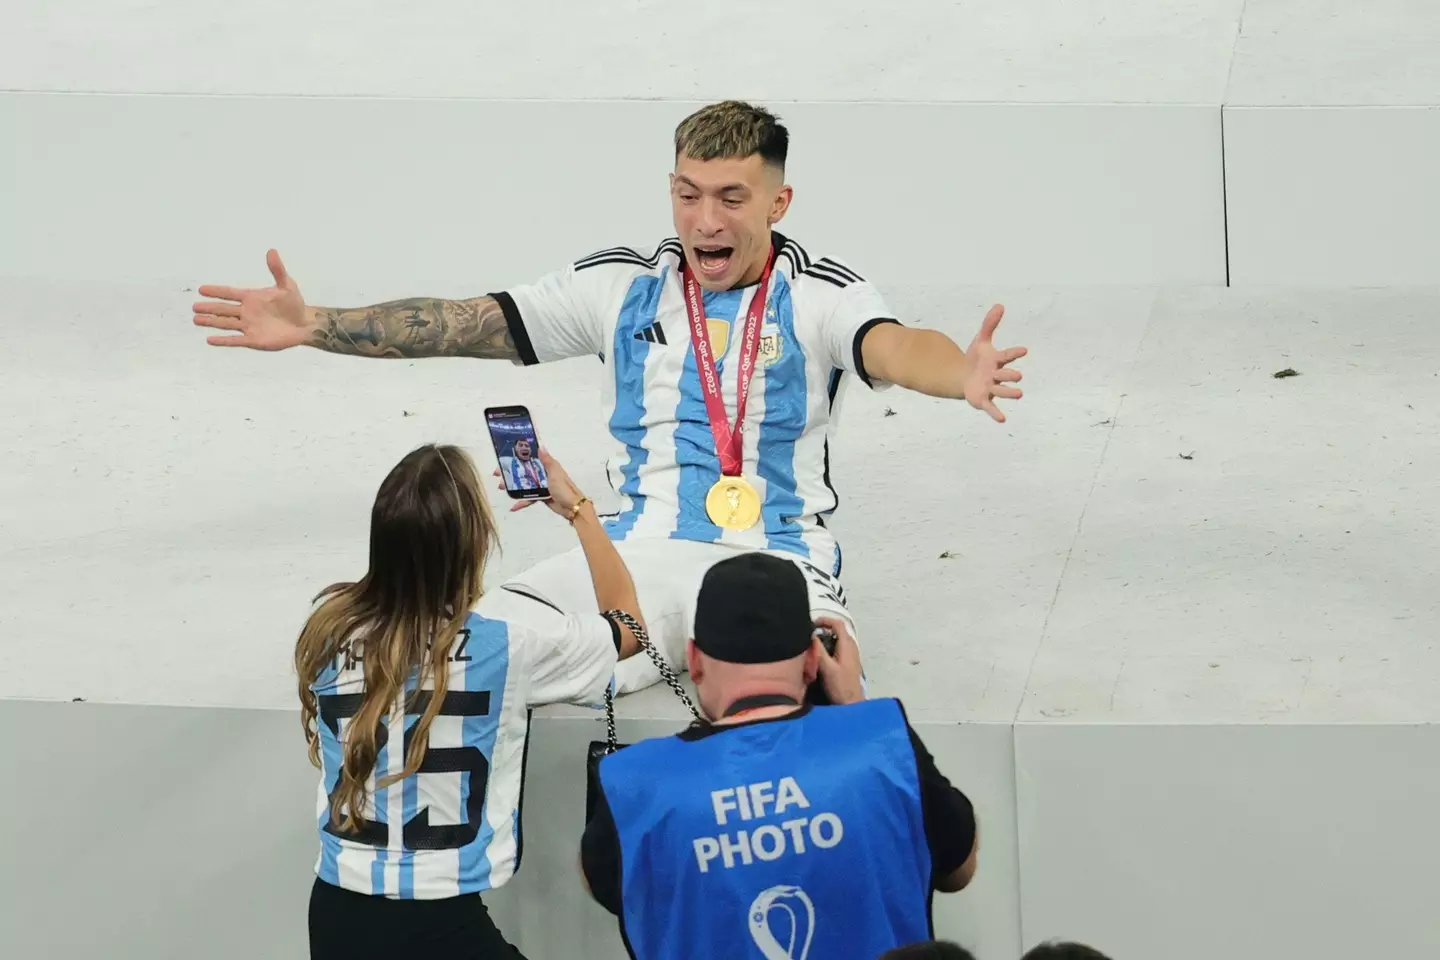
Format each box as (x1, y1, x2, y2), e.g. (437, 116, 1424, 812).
(1015, 722, 1440, 960)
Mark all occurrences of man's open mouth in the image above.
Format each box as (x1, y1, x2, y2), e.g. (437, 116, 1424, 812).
(694, 246, 733, 276)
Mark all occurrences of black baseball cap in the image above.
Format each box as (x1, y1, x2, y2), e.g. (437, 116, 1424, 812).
(693, 553, 814, 664)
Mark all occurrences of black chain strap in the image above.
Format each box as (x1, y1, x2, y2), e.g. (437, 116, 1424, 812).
(599, 609, 702, 752)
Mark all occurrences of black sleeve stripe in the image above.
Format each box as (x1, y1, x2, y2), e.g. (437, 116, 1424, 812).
(781, 239, 865, 286)
(575, 245, 640, 266)
(574, 239, 683, 271)
(489, 291, 540, 366)
(800, 265, 850, 288)
(779, 248, 801, 277)
(781, 239, 812, 271)
(852, 317, 901, 386)
(575, 255, 658, 272)
(575, 243, 676, 268)
(805, 261, 862, 287)
(815, 256, 863, 284)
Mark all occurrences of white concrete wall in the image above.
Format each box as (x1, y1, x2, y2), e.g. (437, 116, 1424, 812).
(9, 2, 1438, 288)
(1, 2, 1240, 288)
(1223, 105, 1440, 285)
(1015, 723, 1440, 958)
(0, 702, 318, 958)
(0, 93, 1228, 290)
(1, 1, 1245, 103)
(1223, 0, 1440, 284)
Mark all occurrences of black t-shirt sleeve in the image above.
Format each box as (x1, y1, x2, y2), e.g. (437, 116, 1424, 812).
(905, 721, 978, 885)
(851, 317, 902, 387)
(580, 786, 624, 916)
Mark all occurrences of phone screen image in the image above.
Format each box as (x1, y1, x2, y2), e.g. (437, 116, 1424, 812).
(485, 407, 549, 498)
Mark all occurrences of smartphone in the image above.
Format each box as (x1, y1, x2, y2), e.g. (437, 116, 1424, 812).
(484, 405, 550, 501)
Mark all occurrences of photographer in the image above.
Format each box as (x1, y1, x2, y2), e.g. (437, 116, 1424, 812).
(579, 553, 979, 959)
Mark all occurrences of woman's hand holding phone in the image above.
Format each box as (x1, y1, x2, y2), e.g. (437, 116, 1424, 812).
(534, 451, 590, 521)
(493, 450, 589, 520)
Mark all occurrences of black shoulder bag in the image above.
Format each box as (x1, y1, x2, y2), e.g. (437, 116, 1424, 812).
(587, 610, 703, 822)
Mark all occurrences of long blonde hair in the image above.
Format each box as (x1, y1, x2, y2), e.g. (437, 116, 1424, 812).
(294, 444, 497, 833)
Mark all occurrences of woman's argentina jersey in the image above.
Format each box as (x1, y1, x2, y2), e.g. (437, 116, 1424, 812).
(493, 232, 898, 576)
(596, 698, 933, 959)
(309, 589, 619, 899)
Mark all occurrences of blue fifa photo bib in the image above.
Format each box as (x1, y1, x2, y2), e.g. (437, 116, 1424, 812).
(598, 697, 933, 959)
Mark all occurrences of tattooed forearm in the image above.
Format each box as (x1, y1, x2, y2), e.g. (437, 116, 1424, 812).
(305, 296, 517, 360)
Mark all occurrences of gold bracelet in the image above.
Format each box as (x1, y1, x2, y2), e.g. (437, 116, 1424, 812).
(569, 496, 591, 524)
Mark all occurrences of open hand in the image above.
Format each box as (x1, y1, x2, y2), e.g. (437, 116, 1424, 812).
(193, 249, 313, 350)
(964, 304, 1028, 423)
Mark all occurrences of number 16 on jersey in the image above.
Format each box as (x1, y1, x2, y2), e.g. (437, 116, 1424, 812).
(318, 690, 493, 851)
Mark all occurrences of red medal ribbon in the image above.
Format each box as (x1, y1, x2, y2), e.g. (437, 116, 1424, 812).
(681, 246, 776, 477)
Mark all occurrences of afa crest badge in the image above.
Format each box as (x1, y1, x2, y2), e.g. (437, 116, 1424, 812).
(758, 327, 783, 366)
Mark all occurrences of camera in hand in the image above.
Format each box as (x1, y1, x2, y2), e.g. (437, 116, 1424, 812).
(805, 626, 840, 705)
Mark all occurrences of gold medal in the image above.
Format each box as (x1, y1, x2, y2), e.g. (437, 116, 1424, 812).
(706, 476, 762, 531)
(681, 248, 776, 535)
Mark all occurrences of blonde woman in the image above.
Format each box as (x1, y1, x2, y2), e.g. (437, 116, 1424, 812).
(295, 443, 643, 959)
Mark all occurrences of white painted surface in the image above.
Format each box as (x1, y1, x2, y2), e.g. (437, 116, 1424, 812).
(0, 279, 1152, 713)
(821, 286, 1158, 725)
(0, 93, 1227, 287)
(1018, 286, 1440, 723)
(6, 283, 1437, 722)
(1, 1, 1245, 104)
(1015, 723, 1440, 960)
(0, 276, 611, 708)
(1223, 106, 1440, 286)
(1228, 0, 1440, 106)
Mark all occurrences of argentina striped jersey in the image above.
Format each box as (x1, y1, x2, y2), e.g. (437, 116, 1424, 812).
(492, 231, 897, 576)
(309, 588, 619, 899)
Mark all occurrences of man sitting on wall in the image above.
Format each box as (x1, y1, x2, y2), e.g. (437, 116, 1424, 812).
(191, 100, 1028, 693)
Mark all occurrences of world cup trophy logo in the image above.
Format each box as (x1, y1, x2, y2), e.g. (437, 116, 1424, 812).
(747, 884, 816, 960)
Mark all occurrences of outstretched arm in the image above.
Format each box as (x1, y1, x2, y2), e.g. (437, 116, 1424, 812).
(305, 296, 518, 360)
(861, 323, 971, 397)
(859, 305, 1027, 423)
(193, 248, 520, 360)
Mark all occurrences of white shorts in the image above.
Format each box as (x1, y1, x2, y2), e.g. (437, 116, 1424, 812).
(498, 538, 856, 695)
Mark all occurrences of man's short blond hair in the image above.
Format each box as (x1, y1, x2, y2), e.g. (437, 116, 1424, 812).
(673, 100, 789, 170)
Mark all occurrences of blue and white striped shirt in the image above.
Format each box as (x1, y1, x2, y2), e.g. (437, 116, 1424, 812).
(310, 589, 617, 899)
(495, 232, 896, 577)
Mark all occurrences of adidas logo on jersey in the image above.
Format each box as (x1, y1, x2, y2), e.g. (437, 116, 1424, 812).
(633, 323, 668, 345)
